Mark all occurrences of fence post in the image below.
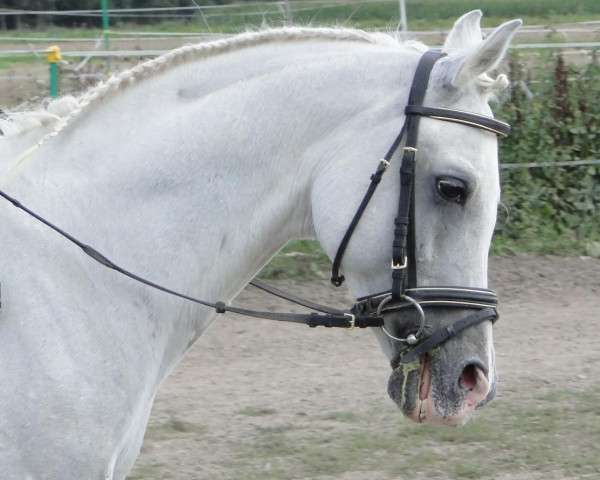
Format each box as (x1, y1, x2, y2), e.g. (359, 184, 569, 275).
(47, 45, 62, 98)
(399, 0, 408, 33)
(283, 0, 293, 25)
(102, 0, 111, 73)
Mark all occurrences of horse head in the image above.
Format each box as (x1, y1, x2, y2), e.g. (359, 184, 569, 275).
(312, 11, 521, 426)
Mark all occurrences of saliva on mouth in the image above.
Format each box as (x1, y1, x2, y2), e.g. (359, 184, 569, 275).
(389, 351, 434, 425)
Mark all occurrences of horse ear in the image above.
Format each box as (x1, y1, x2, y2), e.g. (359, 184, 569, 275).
(442, 17, 522, 89)
(443, 10, 484, 53)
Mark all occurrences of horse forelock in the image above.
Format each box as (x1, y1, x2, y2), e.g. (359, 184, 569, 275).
(430, 53, 510, 108)
(2, 27, 419, 144)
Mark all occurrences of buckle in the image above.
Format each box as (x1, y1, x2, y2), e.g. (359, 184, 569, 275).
(344, 313, 356, 330)
(391, 257, 407, 269)
(402, 146, 418, 159)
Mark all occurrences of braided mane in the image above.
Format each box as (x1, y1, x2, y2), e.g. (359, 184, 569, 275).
(1, 27, 385, 145)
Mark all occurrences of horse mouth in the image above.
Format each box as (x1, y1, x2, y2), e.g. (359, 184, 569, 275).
(416, 356, 432, 423)
(389, 353, 490, 426)
(409, 355, 435, 424)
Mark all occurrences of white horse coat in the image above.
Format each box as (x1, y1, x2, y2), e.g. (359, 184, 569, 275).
(0, 12, 520, 479)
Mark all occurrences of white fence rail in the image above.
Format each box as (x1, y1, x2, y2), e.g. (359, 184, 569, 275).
(2, 41, 600, 58)
(500, 159, 600, 170)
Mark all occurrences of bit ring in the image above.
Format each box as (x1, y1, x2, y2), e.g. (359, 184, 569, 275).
(378, 295, 425, 344)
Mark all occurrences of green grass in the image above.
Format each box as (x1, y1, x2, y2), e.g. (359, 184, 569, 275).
(5, 0, 600, 39)
(319, 410, 361, 423)
(258, 239, 331, 280)
(129, 415, 208, 479)
(115, 0, 600, 33)
(0, 55, 45, 69)
(2, 27, 105, 39)
(223, 386, 600, 479)
(235, 406, 278, 416)
(127, 462, 174, 480)
(143, 414, 206, 441)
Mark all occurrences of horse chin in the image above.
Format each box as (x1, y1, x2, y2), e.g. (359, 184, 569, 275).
(388, 355, 478, 427)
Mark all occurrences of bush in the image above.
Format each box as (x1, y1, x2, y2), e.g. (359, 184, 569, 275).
(493, 52, 600, 255)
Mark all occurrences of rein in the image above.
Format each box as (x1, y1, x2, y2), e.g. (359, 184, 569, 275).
(0, 189, 379, 329)
(0, 50, 509, 363)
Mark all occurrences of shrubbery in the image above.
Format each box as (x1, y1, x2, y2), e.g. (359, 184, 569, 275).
(493, 52, 600, 255)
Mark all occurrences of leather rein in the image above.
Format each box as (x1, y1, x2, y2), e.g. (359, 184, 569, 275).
(0, 50, 509, 363)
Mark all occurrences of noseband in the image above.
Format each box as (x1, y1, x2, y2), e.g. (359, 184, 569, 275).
(0, 50, 508, 365)
(330, 50, 508, 363)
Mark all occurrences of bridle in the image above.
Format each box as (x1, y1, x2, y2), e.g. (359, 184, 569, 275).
(329, 49, 509, 363)
(0, 50, 509, 365)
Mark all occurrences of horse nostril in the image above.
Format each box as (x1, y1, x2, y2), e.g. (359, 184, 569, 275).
(459, 362, 488, 390)
(458, 363, 491, 407)
(459, 364, 479, 391)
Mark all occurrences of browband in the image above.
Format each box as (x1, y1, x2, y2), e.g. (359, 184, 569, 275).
(404, 105, 511, 137)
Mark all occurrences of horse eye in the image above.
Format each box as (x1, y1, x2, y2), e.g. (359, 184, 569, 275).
(436, 177, 466, 203)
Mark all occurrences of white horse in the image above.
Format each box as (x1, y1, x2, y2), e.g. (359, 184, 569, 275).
(0, 11, 520, 479)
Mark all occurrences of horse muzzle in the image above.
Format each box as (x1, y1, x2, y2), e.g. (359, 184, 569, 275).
(353, 287, 499, 426)
(384, 303, 498, 426)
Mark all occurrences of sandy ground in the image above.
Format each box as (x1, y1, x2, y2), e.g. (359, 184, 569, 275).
(128, 255, 600, 479)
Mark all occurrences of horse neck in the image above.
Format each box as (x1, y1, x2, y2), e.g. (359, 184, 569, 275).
(5, 38, 415, 373)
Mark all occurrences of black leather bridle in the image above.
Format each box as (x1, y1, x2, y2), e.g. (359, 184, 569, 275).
(328, 50, 509, 363)
(0, 50, 509, 365)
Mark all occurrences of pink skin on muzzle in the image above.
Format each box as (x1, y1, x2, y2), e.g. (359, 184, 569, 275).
(405, 356, 492, 426)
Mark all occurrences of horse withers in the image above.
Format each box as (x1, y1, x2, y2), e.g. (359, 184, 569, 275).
(0, 11, 520, 479)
